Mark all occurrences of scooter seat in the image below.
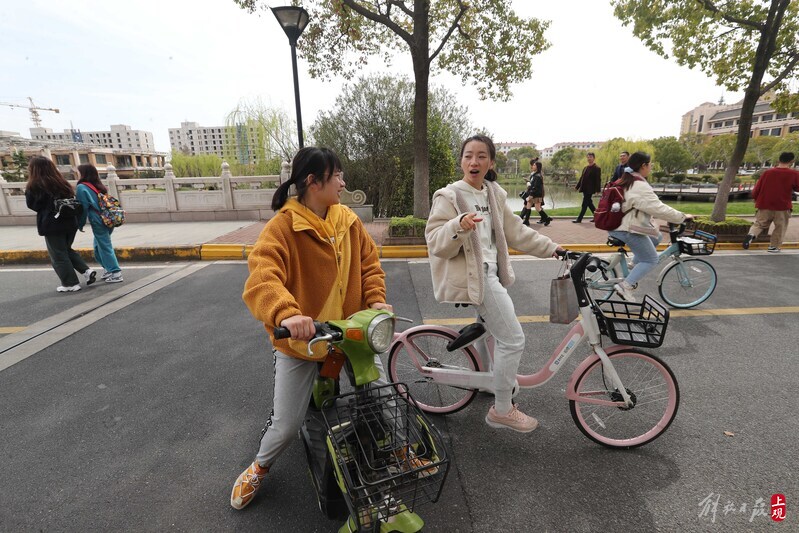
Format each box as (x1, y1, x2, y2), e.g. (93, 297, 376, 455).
(607, 236, 626, 248)
(446, 322, 486, 351)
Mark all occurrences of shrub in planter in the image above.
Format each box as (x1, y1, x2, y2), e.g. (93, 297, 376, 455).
(388, 216, 427, 238)
(692, 215, 752, 241)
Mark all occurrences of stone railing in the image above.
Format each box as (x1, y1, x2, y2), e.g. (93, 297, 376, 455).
(0, 161, 372, 224)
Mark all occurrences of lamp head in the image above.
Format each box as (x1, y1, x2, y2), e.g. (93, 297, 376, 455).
(271, 6, 310, 45)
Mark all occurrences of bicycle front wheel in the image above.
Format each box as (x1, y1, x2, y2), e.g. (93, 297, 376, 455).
(586, 259, 623, 304)
(569, 350, 679, 449)
(658, 257, 717, 308)
(388, 329, 479, 415)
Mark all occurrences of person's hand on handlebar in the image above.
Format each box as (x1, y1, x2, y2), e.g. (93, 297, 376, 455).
(279, 314, 316, 341)
(683, 214, 694, 221)
(370, 302, 394, 312)
(553, 246, 567, 258)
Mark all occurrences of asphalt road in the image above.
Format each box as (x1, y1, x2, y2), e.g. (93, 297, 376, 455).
(1, 251, 797, 532)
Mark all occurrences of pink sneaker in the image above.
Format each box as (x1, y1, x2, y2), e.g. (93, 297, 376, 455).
(485, 405, 539, 433)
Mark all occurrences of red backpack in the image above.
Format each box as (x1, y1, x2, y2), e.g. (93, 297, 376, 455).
(593, 176, 642, 231)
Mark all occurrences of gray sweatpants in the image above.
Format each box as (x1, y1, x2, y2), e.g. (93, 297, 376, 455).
(255, 350, 391, 467)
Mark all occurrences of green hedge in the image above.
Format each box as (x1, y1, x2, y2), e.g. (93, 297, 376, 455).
(388, 216, 427, 237)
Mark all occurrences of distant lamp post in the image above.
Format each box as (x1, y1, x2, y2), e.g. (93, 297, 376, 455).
(271, 6, 310, 149)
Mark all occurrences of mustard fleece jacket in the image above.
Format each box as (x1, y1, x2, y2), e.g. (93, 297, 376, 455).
(243, 199, 386, 360)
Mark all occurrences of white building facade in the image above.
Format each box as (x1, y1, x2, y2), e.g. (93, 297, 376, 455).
(541, 141, 603, 159)
(30, 124, 155, 151)
(168, 121, 266, 164)
(680, 99, 799, 138)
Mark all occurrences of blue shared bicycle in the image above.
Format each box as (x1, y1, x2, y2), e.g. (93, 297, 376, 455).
(587, 223, 718, 308)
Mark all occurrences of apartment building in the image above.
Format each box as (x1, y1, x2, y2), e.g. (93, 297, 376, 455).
(680, 99, 799, 138)
(495, 142, 537, 155)
(168, 121, 267, 164)
(540, 141, 603, 159)
(0, 132, 166, 179)
(29, 124, 155, 151)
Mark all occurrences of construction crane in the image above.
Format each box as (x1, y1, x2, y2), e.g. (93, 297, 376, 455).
(0, 97, 60, 127)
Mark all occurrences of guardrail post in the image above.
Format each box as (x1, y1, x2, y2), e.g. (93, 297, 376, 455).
(164, 163, 178, 211)
(280, 161, 291, 185)
(106, 165, 120, 201)
(221, 161, 234, 209)
(0, 183, 10, 216)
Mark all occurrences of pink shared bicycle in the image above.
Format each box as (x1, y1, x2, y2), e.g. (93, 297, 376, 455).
(388, 252, 679, 449)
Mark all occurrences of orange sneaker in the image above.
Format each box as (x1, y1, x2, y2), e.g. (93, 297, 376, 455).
(230, 461, 268, 510)
(393, 446, 439, 477)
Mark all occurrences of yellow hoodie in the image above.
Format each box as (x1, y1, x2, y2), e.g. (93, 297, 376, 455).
(243, 198, 386, 360)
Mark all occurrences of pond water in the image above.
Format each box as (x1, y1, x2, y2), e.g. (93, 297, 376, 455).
(501, 182, 583, 212)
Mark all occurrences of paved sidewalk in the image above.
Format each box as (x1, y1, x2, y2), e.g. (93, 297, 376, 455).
(1, 216, 798, 264)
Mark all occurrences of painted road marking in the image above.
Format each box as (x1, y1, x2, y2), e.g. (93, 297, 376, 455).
(423, 306, 799, 326)
(0, 327, 26, 334)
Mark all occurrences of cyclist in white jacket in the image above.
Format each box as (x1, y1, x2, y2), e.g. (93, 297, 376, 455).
(426, 134, 564, 434)
(608, 151, 692, 301)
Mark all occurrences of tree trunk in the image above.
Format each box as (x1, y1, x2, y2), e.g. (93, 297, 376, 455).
(710, 0, 788, 221)
(411, 0, 431, 219)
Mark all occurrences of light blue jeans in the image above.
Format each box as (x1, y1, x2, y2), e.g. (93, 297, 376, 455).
(608, 230, 663, 286)
(90, 221, 120, 273)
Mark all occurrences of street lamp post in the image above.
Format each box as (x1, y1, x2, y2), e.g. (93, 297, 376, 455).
(271, 6, 310, 149)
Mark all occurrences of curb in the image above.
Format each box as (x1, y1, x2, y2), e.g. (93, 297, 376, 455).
(0, 246, 202, 265)
(3, 242, 796, 264)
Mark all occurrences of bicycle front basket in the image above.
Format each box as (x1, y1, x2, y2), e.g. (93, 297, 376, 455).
(678, 230, 717, 255)
(322, 384, 450, 529)
(598, 295, 670, 348)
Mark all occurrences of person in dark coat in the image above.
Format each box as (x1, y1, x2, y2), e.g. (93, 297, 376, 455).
(24, 156, 96, 292)
(572, 152, 602, 223)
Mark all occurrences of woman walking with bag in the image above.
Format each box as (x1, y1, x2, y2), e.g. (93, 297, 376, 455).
(426, 134, 564, 433)
(76, 164, 123, 283)
(24, 156, 96, 292)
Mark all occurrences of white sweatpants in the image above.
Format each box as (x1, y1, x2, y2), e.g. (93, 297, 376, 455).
(475, 263, 525, 412)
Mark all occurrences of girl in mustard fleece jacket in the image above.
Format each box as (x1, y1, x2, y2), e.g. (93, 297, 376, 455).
(230, 147, 394, 510)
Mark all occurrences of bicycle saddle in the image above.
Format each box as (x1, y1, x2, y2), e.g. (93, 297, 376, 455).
(446, 322, 486, 351)
(606, 236, 626, 248)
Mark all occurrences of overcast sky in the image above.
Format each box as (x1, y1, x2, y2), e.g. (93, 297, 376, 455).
(1, 0, 743, 153)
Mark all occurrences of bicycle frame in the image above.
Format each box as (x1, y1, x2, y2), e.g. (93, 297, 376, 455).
(391, 257, 636, 409)
(591, 239, 683, 288)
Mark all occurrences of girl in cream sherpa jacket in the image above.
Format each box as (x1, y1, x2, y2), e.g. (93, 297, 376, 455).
(425, 134, 562, 433)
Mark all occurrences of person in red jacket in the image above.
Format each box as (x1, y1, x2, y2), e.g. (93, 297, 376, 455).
(742, 152, 799, 252)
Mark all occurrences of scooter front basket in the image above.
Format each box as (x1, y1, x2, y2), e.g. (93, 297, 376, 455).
(322, 383, 449, 530)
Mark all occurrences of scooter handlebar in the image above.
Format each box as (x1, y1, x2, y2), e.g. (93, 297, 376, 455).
(272, 321, 324, 340)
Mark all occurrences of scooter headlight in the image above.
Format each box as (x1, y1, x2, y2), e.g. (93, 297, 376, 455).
(367, 313, 395, 353)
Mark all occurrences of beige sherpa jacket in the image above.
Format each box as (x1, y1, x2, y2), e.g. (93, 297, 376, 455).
(426, 180, 558, 305)
(616, 178, 686, 234)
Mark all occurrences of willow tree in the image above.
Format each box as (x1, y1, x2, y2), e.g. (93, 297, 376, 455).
(235, 0, 550, 218)
(613, 0, 799, 221)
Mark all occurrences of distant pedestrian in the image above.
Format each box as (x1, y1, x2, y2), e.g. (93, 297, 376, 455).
(520, 160, 551, 226)
(572, 152, 602, 223)
(611, 151, 630, 182)
(24, 156, 96, 292)
(76, 164, 123, 282)
(742, 152, 799, 253)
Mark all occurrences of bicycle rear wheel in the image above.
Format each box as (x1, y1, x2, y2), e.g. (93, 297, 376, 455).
(569, 350, 679, 449)
(586, 259, 623, 303)
(658, 257, 717, 308)
(388, 329, 479, 415)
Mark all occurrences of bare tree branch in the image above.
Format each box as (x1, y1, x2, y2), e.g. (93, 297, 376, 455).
(341, 0, 413, 44)
(760, 51, 799, 94)
(696, 0, 764, 30)
(388, 0, 413, 18)
(429, 1, 469, 62)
